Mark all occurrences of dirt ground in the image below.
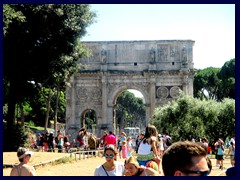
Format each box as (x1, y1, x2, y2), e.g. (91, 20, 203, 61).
(3, 151, 122, 176)
(3, 151, 231, 176)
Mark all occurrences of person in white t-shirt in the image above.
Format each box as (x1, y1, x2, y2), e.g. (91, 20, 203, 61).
(94, 145, 125, 176)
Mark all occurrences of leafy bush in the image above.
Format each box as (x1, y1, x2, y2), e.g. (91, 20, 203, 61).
(150, 93, 235, 143)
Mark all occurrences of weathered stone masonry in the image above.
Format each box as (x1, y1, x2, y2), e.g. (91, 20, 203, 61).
(66, 40, 195, 137)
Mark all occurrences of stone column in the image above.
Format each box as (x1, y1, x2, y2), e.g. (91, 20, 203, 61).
(145, 103, 151, 127)
(65, 76, 77, 138)
(188, 77, 194, 96)
(150, 76, 156, 118)
(101, 75, 107, 125)
(106, 105, 114, 132)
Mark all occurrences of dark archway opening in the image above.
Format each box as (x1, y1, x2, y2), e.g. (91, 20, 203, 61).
(114, 89, 146, 135)
(81, 109, 97, 134)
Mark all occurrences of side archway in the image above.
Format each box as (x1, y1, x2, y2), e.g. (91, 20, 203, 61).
(81, 109, 97, 134)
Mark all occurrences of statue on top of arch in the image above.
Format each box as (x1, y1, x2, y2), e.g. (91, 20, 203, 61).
(150, 48, 156, 63)
(101, 49, 107, 64)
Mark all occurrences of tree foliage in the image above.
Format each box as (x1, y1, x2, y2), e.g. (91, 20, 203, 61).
(194, 67, 221, 100)
(3, 4, 26, 36)
(218, 59, 235, 100)
(115, 91, 145, 129)
(194, 58, 235, 101)
(150, 93, 235, 144)
(3, 4, 96, 151)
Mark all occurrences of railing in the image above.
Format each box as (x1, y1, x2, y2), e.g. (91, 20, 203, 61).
(73, 150, 104, 160)
(32, 147, 104, 161)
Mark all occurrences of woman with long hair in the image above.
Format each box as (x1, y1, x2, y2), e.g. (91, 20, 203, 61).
(136, 124, 161, 172)
(124, 156, 160, 176)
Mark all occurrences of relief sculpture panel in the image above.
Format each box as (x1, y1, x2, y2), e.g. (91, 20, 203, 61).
(170, 86, 181, 98)
(170, 45, 180, 61)
(157, 44, 169, 61)
(156, 86, 169, 98)
(89, 45, 101, 62)
(156, 86, 182, 99)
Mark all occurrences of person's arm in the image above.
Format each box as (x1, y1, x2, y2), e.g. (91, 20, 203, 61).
(58, 134, 64, 140)
(151, 139, 159, 157)
(146, 167, 160, 176)
(29, 166, 36, 176)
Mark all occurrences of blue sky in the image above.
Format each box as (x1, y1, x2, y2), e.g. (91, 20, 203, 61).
(81, 4, 235, 70)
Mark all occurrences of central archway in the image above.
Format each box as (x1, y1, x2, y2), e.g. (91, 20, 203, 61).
(113, 88, 146, 135)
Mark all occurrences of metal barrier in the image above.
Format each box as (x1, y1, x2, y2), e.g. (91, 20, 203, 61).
(73, 150, 104, 160)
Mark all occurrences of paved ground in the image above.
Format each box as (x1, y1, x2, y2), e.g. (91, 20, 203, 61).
(3, 151, 232, 176)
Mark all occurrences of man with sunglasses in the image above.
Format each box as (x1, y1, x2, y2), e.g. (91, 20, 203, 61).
(94, 145, 125, 176)
(162, 141, 211, 176)
(10, 147, 35, 176)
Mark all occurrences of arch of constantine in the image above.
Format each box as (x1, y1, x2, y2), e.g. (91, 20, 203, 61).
(66, 40, 195, 137)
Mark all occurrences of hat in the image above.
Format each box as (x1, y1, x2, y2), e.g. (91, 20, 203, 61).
(17, 147, 34, 159)
(124, 156, 139, 168)
(121, 132, 126, 136)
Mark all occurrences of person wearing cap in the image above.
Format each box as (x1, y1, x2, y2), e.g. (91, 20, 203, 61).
(10, 147, 36, 176)
(124, 156, 160, 176)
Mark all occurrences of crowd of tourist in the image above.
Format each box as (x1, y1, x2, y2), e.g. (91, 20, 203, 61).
(13, 124, 235, 176)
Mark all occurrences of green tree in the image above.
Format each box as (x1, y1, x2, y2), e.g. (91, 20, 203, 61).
(115, 91, 145, 129)
(3, 4, 96, 151)
(150, 93, 235, 143)
(194, 59, 235, 101)
(3, 4, 25, 36)
(194, 67, 221, 100)
(218, 58, 235, 100)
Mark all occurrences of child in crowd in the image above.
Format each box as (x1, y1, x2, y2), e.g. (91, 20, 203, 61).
(127, 137, 133, 157)
(122, 140, 128, 159)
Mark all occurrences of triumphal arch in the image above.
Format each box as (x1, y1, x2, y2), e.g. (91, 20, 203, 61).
(65, 40, 195, 137)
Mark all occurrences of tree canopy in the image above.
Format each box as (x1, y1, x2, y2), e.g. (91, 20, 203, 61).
(194, 58, 235, 101)
(115, 91, 146, 129)
(3, 4, 96, 151)
(150, 93, 235, 144)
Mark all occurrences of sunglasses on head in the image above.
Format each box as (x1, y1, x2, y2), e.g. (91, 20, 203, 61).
(26, 154, 31, 157)
(182, 169, 210, 176)
(104, 154, 114, 159)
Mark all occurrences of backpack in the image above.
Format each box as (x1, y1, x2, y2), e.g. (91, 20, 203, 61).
(166, 137, 172, 146)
